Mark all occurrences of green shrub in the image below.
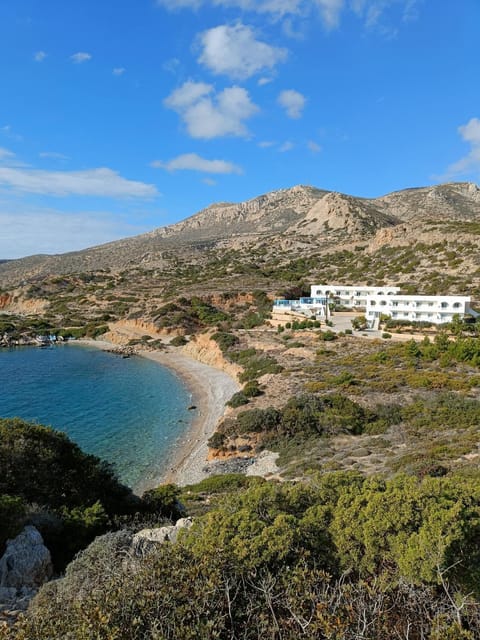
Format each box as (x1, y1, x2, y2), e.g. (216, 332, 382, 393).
(226, 391, 250, 408)
(142, 484, 184, 520)
(0, 418, 134, 514)
(318, 330, 337, 341)
(170, 335, 188, 346)
(243, 380, 263, 397)
(212, 331, 239, 352)
(0, 494, 26, 550)
(207, 432, 227, 449)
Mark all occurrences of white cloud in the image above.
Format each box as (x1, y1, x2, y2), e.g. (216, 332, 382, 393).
(1, 125, 23, 142)
(0, 206, 151, 259)
(0, 167, 157, 198)
(258, 140, 275, 148)
(352, 0, 420, 31)
(34, 51, 47, 62)
(164, 81, 212, 109)
(0, 148, 28, 168)
(156, 0, 203, 8)
(156, 0, 420, 30)
(0, 148, 15, 161)
(278, 89, 306, 118)
(39, 152, 70, 160)
(258, 77, 274, 86)
(113, 67, 125, 76)
(163, 58, 181, 73)
(70, 52, 92, 64)
(314, 0, 344, 28)
(308, 140, 322, 152)
(164, 81, 259, 139)
(198, 24, 287, 80)
(442, 118, 480, 180)
(157, 0, 301, 13)
(203, 177, 217, 186)
(279, 141, 294, 152)
(151, 152, 242, 174)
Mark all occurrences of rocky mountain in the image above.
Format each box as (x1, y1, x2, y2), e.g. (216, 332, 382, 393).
(0, 182, 479, 285)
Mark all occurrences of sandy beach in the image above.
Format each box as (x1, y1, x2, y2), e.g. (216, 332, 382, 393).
(139, 348, 239, 487)
(80, 339, 240, 488)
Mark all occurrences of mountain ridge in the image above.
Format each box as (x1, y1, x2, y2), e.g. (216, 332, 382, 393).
(1, 181, 479, 284)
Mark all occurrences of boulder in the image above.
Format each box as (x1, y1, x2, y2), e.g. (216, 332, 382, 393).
(132, 518, 193, 555)
(0, 526, 53, 589)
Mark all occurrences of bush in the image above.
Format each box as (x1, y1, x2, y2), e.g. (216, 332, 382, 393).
(0, 494, 26, 550)
(207, 432, 227, 449)
(212, 331, 239, 352)
(243, 380, 263, 397)
(382, 332, 392, 339)
(318, 330, 337, 341)
(17, 473, 480, 639)
(170, 335, 188, 346)
(142, 484, 184, 520)
(226, 391, 250, 408)
(0, 418, 134, 514)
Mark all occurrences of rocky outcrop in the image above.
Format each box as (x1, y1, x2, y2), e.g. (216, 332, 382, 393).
(0, 292, 47, 314)
(295, 192, 398, 237)
(0, 526, 52, 589)
(104, 319, 181, 346)
(131, 518, 193, 555)
(182, 333, 241, 379)
(0, 526, 53, 625)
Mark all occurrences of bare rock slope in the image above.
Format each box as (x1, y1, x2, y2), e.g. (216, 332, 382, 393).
(0, 182, 479, 284)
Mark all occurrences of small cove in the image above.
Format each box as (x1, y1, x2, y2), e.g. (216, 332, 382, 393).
(0, 343, 195, 491)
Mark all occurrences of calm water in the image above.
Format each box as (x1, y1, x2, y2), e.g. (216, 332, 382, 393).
(0, 344, 194, 490)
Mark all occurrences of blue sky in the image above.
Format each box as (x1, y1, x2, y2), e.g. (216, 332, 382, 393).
(0, 0, 479, 258)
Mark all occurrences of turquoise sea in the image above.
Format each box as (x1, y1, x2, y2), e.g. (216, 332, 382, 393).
(0, 344, 194, 491)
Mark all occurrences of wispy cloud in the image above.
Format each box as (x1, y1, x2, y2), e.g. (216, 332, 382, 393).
(164, 81, 259, 139)
(1, 125, 23, 142)
(441, 118, 480, 181)
(0, 148, 29, 168)
(278, 89, 306, 119)
(39, 151, 70, 161)
(151, 153, 242, 174)
(197, 23, 287, 80)
(0, 205, 151, 259)
(113, 67, 126, 76)
(70, 52, 92, 64)
(0, 147, 16, 161)
(279, 141, 294, 152)
(156, 0, 421, 31)
(0, 166, 157, 198)
(163, 58, 181, 73)
(34, 51, 47, 62)
(307, 140, 322, 153)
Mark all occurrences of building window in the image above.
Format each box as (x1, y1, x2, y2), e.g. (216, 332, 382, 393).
(380, 300, 386, 306)
(453, 302, 461, 308)
(441, 302, 448, 308)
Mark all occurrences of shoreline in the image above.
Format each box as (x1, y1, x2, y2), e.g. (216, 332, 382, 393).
(80, 339, 240, 489)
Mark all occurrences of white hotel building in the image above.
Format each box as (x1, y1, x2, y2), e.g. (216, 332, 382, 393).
(273, 284, 477, 328)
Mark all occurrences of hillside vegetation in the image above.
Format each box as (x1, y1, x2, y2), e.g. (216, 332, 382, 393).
(2, 181, 480, 638)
